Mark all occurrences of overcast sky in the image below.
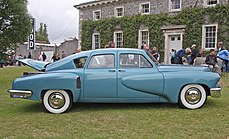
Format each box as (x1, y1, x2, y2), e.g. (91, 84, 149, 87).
(27, 0, 91, 44)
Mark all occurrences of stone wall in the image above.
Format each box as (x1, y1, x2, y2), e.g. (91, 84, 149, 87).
(77, 0, 229, 47)
(57, 38, 78, 58)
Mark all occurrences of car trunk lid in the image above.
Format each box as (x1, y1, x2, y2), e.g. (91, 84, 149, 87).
(17, 59, 50, 71)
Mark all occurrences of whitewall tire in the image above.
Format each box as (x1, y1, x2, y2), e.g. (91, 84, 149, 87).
(43, 90, 72, 114)
(179, 84, 207, 109)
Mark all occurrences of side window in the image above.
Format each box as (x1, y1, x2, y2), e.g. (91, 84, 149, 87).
(74, 57, 87, 68)
(88, 54, 114, 68)
(120, 54, 152, 68)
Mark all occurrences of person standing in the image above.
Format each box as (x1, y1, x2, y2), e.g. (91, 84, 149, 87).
(152, 47, 160, 61)
(108, 41, 115, 48)
(217, 49, 229, 72)
(217, 42, 225, 52)
(56, 52, 60, 61)
(28, 52, 32, 59)
(42, 52, 47, 61)
(62, 51, 66, 59)
(76, 48, 81, 53)
(206, 49, 221, 74)
(51, 53, 56, 62)
(174, 48, 192, 64)
(170, 49, 176, 64)
(189, 44, 200, 65)
(217, 42, 228, 72)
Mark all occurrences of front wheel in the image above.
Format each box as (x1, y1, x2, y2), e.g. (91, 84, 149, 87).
(179, 84, 207, 109)
(43, 90, 72, 114)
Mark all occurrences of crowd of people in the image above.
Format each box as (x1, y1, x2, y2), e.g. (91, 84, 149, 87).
(1, 41, 229, 74)
(170, 41, 229, 74)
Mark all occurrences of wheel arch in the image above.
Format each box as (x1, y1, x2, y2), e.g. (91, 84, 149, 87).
(179, 83, 210, 97)
(41, 89, 74, 100)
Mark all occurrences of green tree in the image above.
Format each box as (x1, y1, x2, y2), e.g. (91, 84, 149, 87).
(36, 22, 49, 43)
(0, 0, 31, 59)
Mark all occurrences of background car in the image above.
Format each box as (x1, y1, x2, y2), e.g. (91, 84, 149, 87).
(8, 48, 221, 114)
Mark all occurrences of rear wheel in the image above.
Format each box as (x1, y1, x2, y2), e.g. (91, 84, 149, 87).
(42, 90, 72, 114)
(179, 84, 207, 109)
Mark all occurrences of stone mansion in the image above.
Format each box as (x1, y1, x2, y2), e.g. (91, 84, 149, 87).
(75, 0, 229, 63)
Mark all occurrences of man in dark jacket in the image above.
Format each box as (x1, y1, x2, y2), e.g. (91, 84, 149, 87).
(205, 49, 220, 74)
(174, 48, 192, 64)
(42, 52, 47, 61)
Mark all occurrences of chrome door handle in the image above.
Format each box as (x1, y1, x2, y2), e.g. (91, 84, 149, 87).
(108, 69, 116, 72)
(118, 69, 125, 72)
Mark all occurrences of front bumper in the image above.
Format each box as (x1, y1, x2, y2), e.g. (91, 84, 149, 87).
(210, 87, 221, 98)
(8, 90, 32, 99)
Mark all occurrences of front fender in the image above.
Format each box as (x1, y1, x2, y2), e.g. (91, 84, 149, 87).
(12, 72, 81, 102)
(161, 71, 220, 103)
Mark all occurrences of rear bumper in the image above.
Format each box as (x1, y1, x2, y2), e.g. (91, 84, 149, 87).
(210, 87, 221, 98)
(8, 90, 32, 99)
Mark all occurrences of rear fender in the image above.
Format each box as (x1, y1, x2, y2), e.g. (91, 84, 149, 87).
(12, 72, 82, 102)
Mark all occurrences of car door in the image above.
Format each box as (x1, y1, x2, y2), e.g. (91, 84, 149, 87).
(83, 52, 117, 98)
(118, 52, 163, 100)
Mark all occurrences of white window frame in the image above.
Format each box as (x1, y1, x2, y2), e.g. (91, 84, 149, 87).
(92, 33, 100, 49)
(204, 0, 219, 7)
(114, 6, 124, 17)
(113, 31, 123, 48)
(139, 2, 150, 15)
(169, 0, 182, 12)
(93, 10, 101, 21)
(202, 24, 218, 50)
(138, 29, 149, 48)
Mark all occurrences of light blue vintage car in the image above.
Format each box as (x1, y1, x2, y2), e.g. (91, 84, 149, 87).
(8, 48, 221, 114)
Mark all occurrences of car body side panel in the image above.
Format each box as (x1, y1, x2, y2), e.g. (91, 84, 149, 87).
(160, 71, 220, 103)
(12, 71, 82, 102)
(118, 71, 164, 98)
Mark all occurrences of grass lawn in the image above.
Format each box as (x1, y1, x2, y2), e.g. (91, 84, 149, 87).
(0, 66, 229, 138)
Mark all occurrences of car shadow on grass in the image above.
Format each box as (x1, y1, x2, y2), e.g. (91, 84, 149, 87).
(71, 103, 179, 112)
(20, 102, 45, 113)
(19, 99, 223, 113)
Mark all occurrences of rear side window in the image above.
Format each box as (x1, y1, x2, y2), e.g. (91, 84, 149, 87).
(120, 54, 152, 68)
(88, 54, 114, 68)
(74, 57, 87, 68)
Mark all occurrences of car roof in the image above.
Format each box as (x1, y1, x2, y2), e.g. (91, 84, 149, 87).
(83, 48, 145, 54)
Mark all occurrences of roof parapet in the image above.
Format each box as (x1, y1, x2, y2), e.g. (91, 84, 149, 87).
(74, 0, 119, 9)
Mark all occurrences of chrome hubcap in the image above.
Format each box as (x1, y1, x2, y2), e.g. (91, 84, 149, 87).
(48, 92, 65, 109)
(185, 88, 201, 104)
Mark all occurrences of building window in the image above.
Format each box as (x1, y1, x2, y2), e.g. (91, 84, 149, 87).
(139, 30, 149, 48)
(115, 7, 124, 17)
(140, 2, 150, 14)
(92, 33, 100, 49)
(202, 24, 218, 49)
(204, 0, 218, 7)
(169, 0, 181, 12)
(93, 10, 101, 20)
(114, 31, 123, 48)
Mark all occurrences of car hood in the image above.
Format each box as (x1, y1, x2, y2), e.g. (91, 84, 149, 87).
(17, 59, 50, 71)
(158, 64, 211, 72)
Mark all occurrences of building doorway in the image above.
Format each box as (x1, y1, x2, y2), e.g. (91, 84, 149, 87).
(161, 25, 185, 64)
